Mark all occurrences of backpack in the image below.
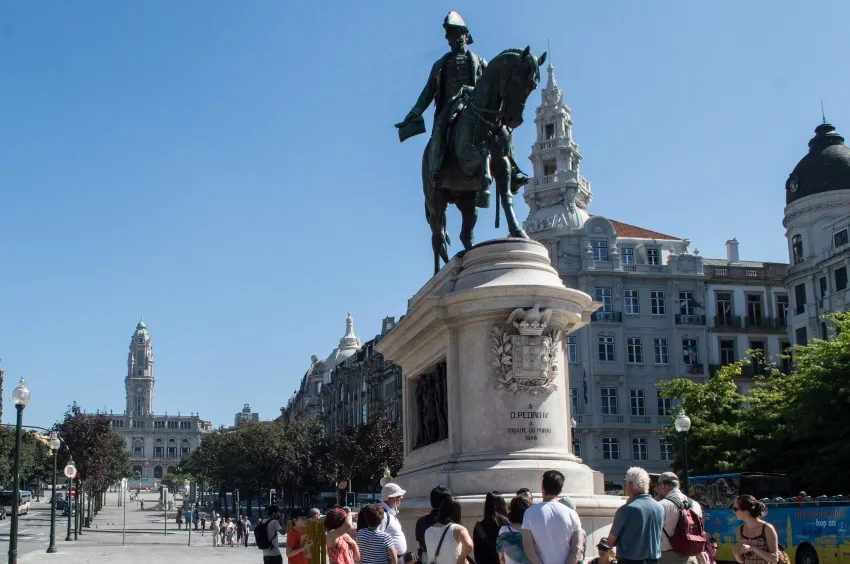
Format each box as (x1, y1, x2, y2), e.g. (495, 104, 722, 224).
(664, 497, 707, 556)
(254, 519, 274, 550)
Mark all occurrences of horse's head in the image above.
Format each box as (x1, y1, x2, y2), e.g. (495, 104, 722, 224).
(498, 46, 547, 129)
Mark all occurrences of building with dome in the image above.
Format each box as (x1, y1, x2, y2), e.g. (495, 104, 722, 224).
(280, 314, 402, 438)
(783, 121, 850, 344)
(522, 64, 789, 481)
(109, 319, 213, 481)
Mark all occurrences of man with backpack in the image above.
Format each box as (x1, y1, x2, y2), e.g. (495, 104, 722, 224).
(657, 472, 706, 564)
(254, 505, 284, 564)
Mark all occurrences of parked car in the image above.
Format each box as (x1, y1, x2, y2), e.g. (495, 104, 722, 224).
(62, 505, 75, 517)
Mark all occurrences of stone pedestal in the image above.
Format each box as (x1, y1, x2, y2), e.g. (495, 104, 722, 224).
(376, 239, 623, 553)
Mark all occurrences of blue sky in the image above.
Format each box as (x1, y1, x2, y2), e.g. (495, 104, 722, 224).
(2, 1, 848, 429)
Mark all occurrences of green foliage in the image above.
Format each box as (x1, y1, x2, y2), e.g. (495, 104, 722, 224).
(657, 313, 850, 494)
(58, 403, 130, 492)
(0, 428, 52, 489)
(330, 410, 403, 491)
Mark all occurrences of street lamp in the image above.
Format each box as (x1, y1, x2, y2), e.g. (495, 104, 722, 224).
(9, 378, 30, 564)
(674, 409, 692, 493)
(47, 433, 61, 553)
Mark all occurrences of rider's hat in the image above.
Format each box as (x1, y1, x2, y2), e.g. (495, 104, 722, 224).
(443, 11, 473, 44)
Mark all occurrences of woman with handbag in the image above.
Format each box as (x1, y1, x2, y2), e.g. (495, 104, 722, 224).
(425, 497, 474, 564)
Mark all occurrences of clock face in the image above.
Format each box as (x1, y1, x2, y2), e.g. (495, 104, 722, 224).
(788, 177, 798, 192)
(136, 387, 143, 394)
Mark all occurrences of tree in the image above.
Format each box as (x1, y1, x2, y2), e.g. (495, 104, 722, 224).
(330, 411, 403, 492)
(57, 404, 130, 492)
(0, 428, 52, 489)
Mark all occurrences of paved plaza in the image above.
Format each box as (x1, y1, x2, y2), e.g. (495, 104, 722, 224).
(16, 491, 267, 564)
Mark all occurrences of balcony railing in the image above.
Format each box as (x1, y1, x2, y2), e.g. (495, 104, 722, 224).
(685, 364, 704, 375)
(744, 316, 774, 330)
(593, 311, 623, 323)
(622, 264, 668, 274)
(571, 414, 664, 427)
(676, 314, 706, 325)
(775, 316, 788, 329)
(714, 315, 743, 329)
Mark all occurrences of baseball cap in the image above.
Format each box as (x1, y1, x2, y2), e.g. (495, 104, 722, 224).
(659, 471, 680, 484)
(597, 538, 612, 550)
(381, 482, 407, 501)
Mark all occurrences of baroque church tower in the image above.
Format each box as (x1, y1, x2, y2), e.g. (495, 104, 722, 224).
(125, 319, 154, 418)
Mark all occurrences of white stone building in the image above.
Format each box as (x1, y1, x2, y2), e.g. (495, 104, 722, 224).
(522, 65, 789, 483)
(783, 122, 850, 345)
(110, 320, 212, 480)
(234, 403, 260, 427)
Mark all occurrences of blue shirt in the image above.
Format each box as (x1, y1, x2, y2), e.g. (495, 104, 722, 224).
(610, 494, 664, 560)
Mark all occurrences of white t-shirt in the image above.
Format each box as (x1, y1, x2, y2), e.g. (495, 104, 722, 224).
(378, 502, 408, 556)
(521, 499, 582, 564)
(262, 518, 283, 557)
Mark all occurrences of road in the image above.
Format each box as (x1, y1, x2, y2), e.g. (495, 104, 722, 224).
(0, 500, 64, 557)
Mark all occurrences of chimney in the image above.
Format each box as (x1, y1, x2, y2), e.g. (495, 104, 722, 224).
(726, 238, 740, 263)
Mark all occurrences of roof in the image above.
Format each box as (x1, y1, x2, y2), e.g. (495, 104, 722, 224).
(703, 258, 789, 268)
(608, 218, 679, 241)
(786, 122, 850, 205)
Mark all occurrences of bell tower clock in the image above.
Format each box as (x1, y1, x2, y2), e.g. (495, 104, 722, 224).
(125, 318, 154, 418)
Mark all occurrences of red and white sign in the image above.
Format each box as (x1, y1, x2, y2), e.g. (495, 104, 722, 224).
(63, 464, 77, 479)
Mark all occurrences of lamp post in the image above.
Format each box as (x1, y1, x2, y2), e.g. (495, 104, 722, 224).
(47, 433, 61, 553)
(8, 379, 30, 564)
(674, 409, 692, 493)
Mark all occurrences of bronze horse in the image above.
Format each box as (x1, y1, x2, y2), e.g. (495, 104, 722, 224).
(422, 46, 546, 274)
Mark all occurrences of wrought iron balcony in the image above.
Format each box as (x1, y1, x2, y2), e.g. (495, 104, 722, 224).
(714, 315, 743, 329)
(744, 316, 774, 330)
(685, 364, 704, 375)
(676, 314, 706, 325)
(592, 310, 623, 323)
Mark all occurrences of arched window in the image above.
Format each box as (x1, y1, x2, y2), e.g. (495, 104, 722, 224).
(132, 439, 144, 458)
(181, 438, 190, 456)
(134, 396, 144, 415)
(792, 235, 804, 264)
(154, 438, 164, 458)
(167, 439, 177, 459)
(154, 466, 163, 479)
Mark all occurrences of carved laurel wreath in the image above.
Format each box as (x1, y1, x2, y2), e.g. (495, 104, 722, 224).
(490, 326, 562, 395)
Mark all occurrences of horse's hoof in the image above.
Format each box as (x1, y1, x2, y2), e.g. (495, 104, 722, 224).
(509, 228, 529, 239)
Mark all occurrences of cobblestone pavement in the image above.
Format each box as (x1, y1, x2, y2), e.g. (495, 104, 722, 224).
(18, 491, 268, 564)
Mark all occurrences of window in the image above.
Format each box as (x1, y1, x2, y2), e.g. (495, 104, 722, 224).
(792, 235, 804, 264)
(543, 160, 556, 176)
(821, 322, 829, 340)
(835, 229, 849, 248)
(629, 389, 646, 416)
(595, 287, 612, 312)
(746, 294, 763, 324)
(167, 447, 177, 458)
(545, 123, 555, 140)
(592, 240, 609, 261)
(660, 439, 675, 461)
(180, 421, 191, 430)
(133, 446, 143, 457)
(315, 382, 322, 395)
(794, 283, 806, 315)
(154, 421, 165, 429)
(682, 338, 698, 365)
(132, 420, 144, 429)
(572, 437, 581, 458)
(818, 278, 828, 301)
(361, 404, 368, 425)
(632, 438, 648, 461)
(154, 446, 164, 457)
(750, 341, 766, 374)
(598, 335, 615, 361)
(134, 396, 144, 415)
(835, 266, 848, 292)
(650, 291, 666, 315)
(570, 389, 580, 415)
(776, 295, 789, 326)
(795, 327, 808, 347)
(601, 388, 619, 415)
(647, 248, 661, 265)
(567, 336, 578, 363)
(602, 438, 620, 460)
(720, 339, 736, 365)
(624, 290, 640, 315)
(679, 292, 695, 315)
(657, 395, 673, 417)
(626, 337, 643, 363)
(780, 341, 792, 373)
(621, 248, 635, 264)
(716, 292, 733, 324)
(653, 338, 669, 364)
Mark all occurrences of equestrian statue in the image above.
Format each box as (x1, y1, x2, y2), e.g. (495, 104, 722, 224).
(395, 11, 545, 275)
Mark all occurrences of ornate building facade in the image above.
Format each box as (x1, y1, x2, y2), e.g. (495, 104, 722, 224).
(783, 121, 850, 345)
(522, 64, 789, 482)
(234, 403, 260, 427)
(110, 320, 212, 480)
(280, 315, 402, 438)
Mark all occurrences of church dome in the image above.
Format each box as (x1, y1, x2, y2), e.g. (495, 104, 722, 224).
(786, 122, 850, 205)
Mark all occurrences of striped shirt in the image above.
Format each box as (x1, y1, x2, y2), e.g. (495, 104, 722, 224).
(357, 528, 395, 564)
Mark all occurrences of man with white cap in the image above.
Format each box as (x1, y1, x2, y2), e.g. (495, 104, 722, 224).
(378, 482, 408, 562)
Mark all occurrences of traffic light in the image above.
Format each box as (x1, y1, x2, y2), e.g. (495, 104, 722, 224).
(270, 490, 278, 504)
(345, 492, 355, 507)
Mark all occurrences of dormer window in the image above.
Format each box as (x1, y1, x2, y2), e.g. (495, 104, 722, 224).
(646, 248, 661, 266)
(545, 123, 555, 140)
(592, 240, 608, 261)
(834, 229, 848, 248)
(792, 235, 804, 264)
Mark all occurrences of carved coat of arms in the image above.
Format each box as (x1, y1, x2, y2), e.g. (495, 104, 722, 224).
(490, 305, 562, 395)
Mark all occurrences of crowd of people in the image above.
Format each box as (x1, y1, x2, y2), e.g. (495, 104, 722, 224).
(250, 467, 782, 564)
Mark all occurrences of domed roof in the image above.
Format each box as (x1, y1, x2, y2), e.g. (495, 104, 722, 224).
(786, 122, 850, 205)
